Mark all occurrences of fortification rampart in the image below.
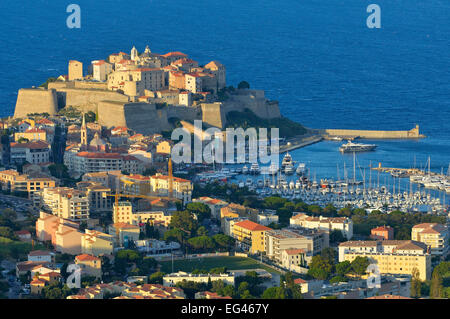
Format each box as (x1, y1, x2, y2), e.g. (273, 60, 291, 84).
(222, 89, 281, 120)
(98, 101, 171, 135)
(166, 105, 201, 122)
(201, 102, 226, 128)
(14, 88, 58, 118)
(54, 88, 129, 113)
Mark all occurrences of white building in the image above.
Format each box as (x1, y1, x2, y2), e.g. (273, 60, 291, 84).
(64, 151, 144, 177)
(193, 197, 228, 220)
(257, 210, 279, 226)
(163, 271, 235, 287)
(290, 213, 353, 240)
(34, 187, 90, 221)
(150, 174, 193, 203)
(92, 60, 113, 82)
(10, 141, 51, 165)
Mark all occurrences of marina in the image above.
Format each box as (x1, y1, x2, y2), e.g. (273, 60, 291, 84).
(192, 143, 449, 215)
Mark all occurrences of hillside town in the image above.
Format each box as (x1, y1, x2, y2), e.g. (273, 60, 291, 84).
(0, 45, 448, 301)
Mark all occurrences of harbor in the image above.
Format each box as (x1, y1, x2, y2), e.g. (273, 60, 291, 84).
(191, 139, 450, 215)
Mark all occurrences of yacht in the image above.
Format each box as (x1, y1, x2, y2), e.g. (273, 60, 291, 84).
(268, 163, 279, 175)
(281, 152, 293, 169)
(257, 179, 264, 188)
(296, 163, 306, 175)
(339, 141, 377, 153)
(249, 163, 261, 175)
(284, 163, 295, 175)
(242, 165, 249, 174)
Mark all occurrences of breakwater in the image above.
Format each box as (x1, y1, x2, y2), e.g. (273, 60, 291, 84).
(319, 125, 425, 139)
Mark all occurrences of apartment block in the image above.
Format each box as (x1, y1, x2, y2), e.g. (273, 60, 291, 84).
(290, 212, 353, 240)
(34, 187, 90, 221)
(232, 220, 271, 253)
(411, 223, 449, 257)
(339, 240, 431, 281)
(265, 227, 329, 262)
(75, 254, 103, 279)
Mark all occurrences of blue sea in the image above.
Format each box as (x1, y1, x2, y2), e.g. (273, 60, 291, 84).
(0, 0, 449, 201)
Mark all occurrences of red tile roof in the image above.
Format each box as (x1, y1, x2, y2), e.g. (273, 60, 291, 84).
(234, 220, 270, 231)
(76, 254, 101, 262)
(162, 52, 187, 58)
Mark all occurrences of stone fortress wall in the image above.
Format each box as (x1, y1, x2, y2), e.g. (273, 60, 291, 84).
(14, 88, 58, 118)
(13, 82, 282, 133)
(97, 101, 172, 135)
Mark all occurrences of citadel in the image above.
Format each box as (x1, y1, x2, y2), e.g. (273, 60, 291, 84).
(14, 45, 281, 135)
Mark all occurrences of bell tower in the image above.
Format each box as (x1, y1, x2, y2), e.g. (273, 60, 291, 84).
(80, 113, 88, 146)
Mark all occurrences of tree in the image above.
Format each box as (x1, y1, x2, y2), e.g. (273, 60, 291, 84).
(148, 271, 165, 284)
(186, 203, 211, 222)
(329, 275, 348, 284)
(411, 267, 422, 298)
(321, 248, 337, 265)
(282, 272, 302, 299)
(170, 210, 198, 234)
(101, 256, 112, 278)
(0, 227, 16, 240)
(307, 255, 333, 280)
(84, 111, 96, 123)
(350, 256, 370, 276)
(187, 236, 215, 251)
(262, 287, 286, 299)
(237, 81, 250, 89)
(323, 204, 337, 217)
(335, 261, 351, 276)
(430, 269, 443, 299)
(212, 234, 235, 250)
(338, 207, 352, 217)
(329, 229, 346, 243)
(164, 228, 186, 243)
(196, 226, 208, 237)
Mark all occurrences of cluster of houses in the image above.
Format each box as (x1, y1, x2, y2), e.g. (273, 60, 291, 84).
(66, 45, 226, 104)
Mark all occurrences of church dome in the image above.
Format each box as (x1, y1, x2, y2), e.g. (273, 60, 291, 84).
(89, 132, 106, 146)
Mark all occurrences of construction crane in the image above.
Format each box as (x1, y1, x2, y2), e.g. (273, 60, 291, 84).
(168, 158, 174, 199)
(104, 190, 181, 224)
(105, 158, 179, 223)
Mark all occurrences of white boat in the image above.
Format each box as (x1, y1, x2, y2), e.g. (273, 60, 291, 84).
(296, 163, 306, 175)
(245, 178, 253, 187)
(284, 164, 295, 175)
(242, 165, 249, 174)
(249, 163, 260, 175)
(268, 163, 279, 175)
(257, 179, 264, 188)
(339, 141, 377, 153)
(281, 152, 293, 169)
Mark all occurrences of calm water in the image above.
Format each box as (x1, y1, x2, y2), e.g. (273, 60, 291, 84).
(0, 0, 449, 193)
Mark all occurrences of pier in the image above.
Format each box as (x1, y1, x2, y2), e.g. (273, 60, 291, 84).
(279, 134, 323, 153)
